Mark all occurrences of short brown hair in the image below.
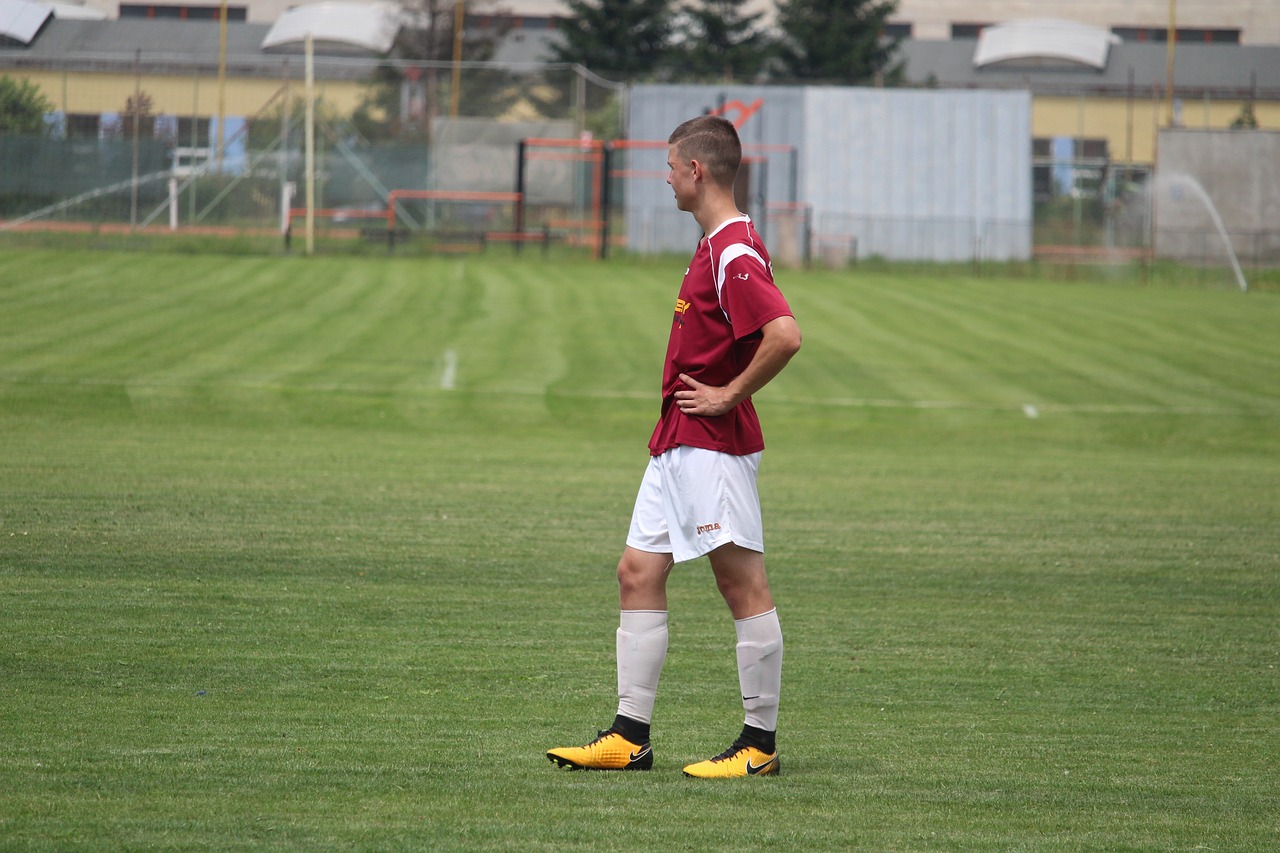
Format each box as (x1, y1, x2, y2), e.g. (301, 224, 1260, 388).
(668, 115, 742, 187)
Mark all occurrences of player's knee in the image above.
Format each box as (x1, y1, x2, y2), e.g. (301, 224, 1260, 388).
(714, 573, 773, 617)
(616, 552, 661, 598)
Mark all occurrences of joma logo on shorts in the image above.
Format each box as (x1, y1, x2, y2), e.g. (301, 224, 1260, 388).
(696, 522, 722, 535)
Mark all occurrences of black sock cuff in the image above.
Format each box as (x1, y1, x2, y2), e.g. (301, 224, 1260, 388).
(739, 723, 776, 754)
(612, 714, 651, 745)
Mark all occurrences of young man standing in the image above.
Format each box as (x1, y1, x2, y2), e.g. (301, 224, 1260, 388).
(547, 115, 801, 778)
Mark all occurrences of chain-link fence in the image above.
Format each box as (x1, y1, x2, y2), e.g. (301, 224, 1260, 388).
(2, 54, 1277, 277)
(0, 56, 624, 253)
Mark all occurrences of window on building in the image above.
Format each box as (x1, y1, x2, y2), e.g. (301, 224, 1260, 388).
(1032, 137, 1111, 201)
(175, 115, 211, 147)
(884, 22, 912, 39)
(951, 22, 991, 39)
(119, 4, 247, 21)
(64, 114, 101, 138)
(1111, 26, 1240, 44)
(519, 16, 554, 30)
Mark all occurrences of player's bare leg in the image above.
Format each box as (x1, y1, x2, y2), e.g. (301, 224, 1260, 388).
(617, 546, 674, 611)
(707, 541, 773, 619)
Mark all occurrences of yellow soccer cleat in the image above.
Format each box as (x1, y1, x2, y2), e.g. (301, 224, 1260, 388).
(682, 740, 780, 778)
(547, 730, 653, 771)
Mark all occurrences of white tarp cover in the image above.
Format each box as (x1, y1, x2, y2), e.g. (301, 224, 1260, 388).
(0, 0, 52, 44)
(974, 19, 1121, 70)
(262, 1, 399, 55)
(44, 1, 107, 19)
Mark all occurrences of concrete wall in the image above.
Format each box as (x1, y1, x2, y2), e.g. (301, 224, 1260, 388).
(1154, 129, 1280, 265)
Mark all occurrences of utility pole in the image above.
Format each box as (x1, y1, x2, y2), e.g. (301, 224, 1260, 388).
(216, 0, 228, 171)
(130, 49, 141, 232)
(450, 0, 465, 117)
(1164, 0, 1177, 126)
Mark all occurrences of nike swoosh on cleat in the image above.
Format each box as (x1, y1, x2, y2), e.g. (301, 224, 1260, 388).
(629, 745, 652, 762)
(745, 756, 777, 775)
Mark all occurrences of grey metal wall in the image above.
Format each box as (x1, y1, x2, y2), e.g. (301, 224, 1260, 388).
(626, 84, 1032, 262)
(625, 84, 806, 256)
(804, 87, 1031, 262)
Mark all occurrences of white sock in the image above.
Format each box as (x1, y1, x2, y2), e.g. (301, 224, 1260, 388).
(616, 610, 668, 724)
(735, 608, 783, 731)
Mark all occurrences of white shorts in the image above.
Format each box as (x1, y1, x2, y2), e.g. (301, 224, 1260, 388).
(626, 446, 764, 564)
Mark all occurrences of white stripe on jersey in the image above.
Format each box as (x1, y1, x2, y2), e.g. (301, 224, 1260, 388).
(708, 218, 767, 323)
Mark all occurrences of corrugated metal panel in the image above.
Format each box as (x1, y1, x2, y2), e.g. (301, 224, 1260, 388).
(628, 85, 1032, 261)
(804, 88, 1030, 261)
(625, 84, 807, 255)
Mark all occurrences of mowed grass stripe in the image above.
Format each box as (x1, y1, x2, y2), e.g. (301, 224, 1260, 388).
(214, 259, 436, 391)
(862, 276, 1184, 408)
(548, 260, 672, 398)
(105, 259, 303, 388)
(787, 273, 1089, 406)
(991, 283, 1280, 410)
(0, 251, 191, 369)
(861, 276, 1067, 405)
(0, 250, 141, 310)
(129, 258, 396, 389)
(952, 278, 1280, 410)
(1, 253, 284, 381)
(804, 273, 1280, 412)
(5, 255, 460, 397)
(441, 260, 573, 395)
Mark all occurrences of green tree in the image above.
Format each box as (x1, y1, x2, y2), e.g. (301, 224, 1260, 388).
(773, 0, 901, 84)
(0, 75, 54, 135)
(677, 0, 773, 82)
(1230, 101, 1258, 129)
(551, 0, 675, 80)
(105, 90, 155, 139)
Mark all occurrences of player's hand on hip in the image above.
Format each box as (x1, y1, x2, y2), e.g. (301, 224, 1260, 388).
(676, 373, 735, 417)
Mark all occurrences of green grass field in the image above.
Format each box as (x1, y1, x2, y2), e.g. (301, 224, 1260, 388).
(2, 248, 1278, 850)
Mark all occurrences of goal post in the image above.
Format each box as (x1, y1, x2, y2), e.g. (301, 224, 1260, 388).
(516, 137, 612, 260)
(517, 137, 800, 262)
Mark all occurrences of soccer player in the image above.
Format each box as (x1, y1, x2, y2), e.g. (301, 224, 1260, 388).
(547, 115, 802, 778)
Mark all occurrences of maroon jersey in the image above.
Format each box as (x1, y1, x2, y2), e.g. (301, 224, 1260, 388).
(648, 216, 793, 457)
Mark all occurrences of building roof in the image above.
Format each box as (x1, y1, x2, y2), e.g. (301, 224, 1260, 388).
(899, 38, 1280, 98)
(0, 17, 383, 77)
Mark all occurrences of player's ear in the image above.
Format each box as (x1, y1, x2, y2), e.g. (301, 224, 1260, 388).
(688, 158, 704, 182)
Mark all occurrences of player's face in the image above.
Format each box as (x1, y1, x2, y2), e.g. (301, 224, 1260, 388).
(666, 144, 695, 211)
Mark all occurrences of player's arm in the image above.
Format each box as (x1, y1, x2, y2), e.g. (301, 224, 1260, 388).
(675, 314, 802, 417)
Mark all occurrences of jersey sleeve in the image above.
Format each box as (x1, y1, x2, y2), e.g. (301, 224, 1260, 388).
(717, 248, 792, 340)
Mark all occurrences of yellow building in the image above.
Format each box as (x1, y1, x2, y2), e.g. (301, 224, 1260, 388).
(898, 20, 1280, 185)
(1, 8, 380, 154)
